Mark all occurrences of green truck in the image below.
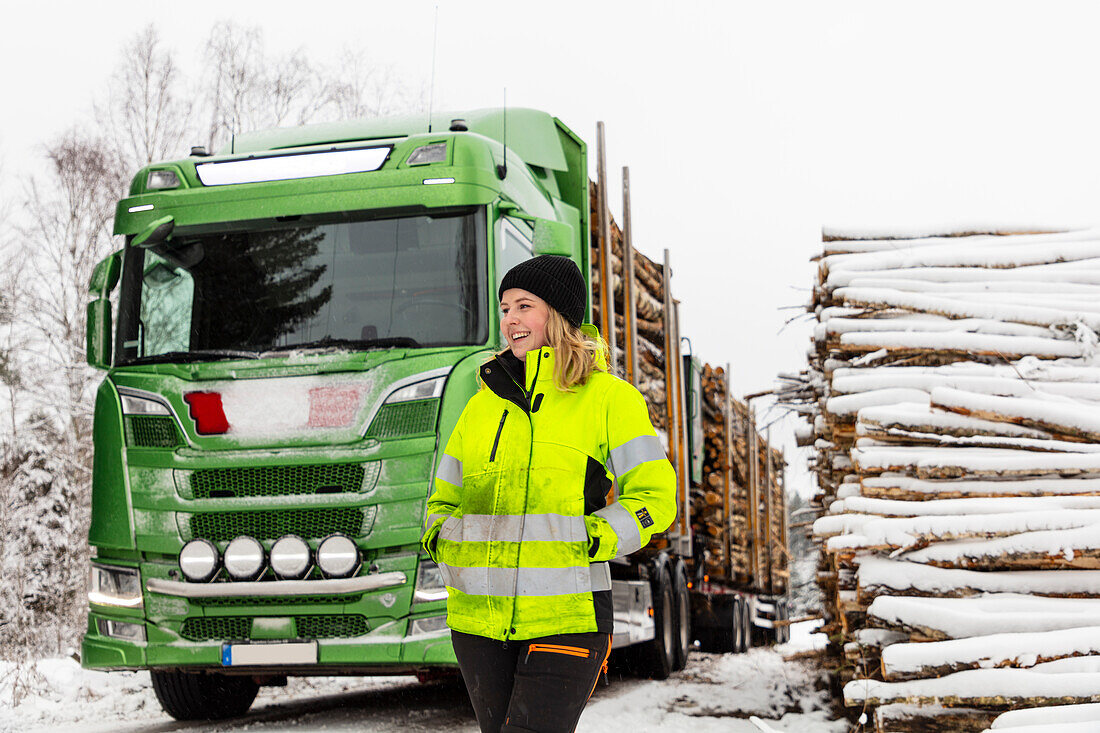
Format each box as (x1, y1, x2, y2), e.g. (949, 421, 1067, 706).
(82, 109, 789, 720)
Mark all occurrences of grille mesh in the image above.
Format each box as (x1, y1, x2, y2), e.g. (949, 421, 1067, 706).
(296, 615, 368, 638)
(180, 616, 251, 641)
(186, 463, 372, 499)
(178, 615, 369, 641)
(189, 507, 363, 542)
(366, 399, 439, 439)
(194, 594, 361, 607)
(125, 415, 182, 448)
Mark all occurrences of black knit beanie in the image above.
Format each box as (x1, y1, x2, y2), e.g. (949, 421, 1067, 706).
(498, 255, 586, 328)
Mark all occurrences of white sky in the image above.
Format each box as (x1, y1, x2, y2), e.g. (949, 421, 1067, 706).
(6, 0, 1100, 493)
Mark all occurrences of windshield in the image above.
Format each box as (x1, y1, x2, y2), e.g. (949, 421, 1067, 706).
(116, 209, 487, 364)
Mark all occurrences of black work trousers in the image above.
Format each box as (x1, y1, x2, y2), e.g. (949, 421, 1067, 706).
(451, 630, 612, 733)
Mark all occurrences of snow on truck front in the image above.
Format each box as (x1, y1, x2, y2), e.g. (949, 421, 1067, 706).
(80, 109, 589, 719)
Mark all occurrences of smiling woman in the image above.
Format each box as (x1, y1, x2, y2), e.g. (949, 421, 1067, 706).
(422, 255, 677, 733)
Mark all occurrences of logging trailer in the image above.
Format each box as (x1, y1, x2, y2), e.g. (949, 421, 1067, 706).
(80, 109, 790, 720)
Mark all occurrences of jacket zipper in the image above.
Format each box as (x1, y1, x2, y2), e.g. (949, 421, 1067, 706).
(489, 410, 508, 462)
(508, 348, 544, 642)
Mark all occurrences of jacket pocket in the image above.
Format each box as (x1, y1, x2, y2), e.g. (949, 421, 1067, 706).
(489, 409, 508, 462)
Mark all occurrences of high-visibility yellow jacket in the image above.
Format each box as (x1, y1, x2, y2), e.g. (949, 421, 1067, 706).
(422, 342, 677, 641)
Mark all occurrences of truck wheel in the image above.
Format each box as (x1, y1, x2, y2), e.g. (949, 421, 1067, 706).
(670, 559, 691, 671)
(151, 669, 259, 720)
(636, 563, 675, 679)
(739, 597, 752, 652)
(732, 597, 748, 653)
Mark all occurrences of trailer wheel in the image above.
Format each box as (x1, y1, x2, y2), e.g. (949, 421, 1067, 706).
(733, 597, 748, 653)
(740, 597, 753, 652)
(670, 559, 691, 671)
(634, 563, 675, 679)
(151, 669, 259, 720)
(776, 600, 790, 644)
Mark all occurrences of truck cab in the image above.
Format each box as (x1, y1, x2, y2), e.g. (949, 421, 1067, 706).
(82, 109, 591, 718)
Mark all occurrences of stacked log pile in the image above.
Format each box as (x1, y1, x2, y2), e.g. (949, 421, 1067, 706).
(778, 229, 1100, 731)
(589, 182, 787, 593)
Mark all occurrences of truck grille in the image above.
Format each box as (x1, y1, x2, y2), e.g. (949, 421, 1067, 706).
(180, 616, 251, 641)
(125, 416, 183, 448)
(182, 463, 378, 499)
(365, 399, 439, 438)
(179, 615, 369, 641)
(189, 507, 365, 542)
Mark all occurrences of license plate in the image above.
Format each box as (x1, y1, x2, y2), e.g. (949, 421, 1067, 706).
(221, 641, 318, 666)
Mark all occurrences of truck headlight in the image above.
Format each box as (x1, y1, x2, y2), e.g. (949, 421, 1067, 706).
(119, 392, 171, 416)
(270, 535, 311, 579)
(89, 563, 143, 609)
(317, 534, 359, 578)
(410, 614, 448, 636)
(224, 536, 265, 581)
(96, 618, 147, 642)
(179, 539, 220, 582)
(414, 560, 447, 603)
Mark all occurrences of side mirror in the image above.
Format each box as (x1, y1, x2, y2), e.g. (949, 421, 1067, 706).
(498, 202, 575, 256)
(87, 251, 122, 370)
(132, 214, 174, 248)
(531, 218, 574, 256)
(87, 299, 113, 370)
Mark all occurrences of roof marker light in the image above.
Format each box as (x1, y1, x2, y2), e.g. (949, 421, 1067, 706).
(407, 142, 447, 166)
(147, 170, 180, 190)
(422, 178, 455, 185)
(128, 204, 155, 213)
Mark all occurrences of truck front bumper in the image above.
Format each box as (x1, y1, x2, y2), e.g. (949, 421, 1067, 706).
(82, 612, 456, 673)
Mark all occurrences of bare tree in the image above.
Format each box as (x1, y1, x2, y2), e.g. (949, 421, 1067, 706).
(200, 25, 426, 153)
(97, 25, 191, 170)
(327, 50, 426, 121)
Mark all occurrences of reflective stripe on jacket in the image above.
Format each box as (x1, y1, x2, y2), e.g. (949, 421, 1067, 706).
(421, 343, 676, 641)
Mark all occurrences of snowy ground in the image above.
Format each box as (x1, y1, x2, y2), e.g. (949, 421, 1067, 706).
(0, 622, 843, 733)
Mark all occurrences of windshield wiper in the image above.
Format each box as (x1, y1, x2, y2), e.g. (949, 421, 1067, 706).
(265, 336, 420, 355)
(129, 349, 262, 365)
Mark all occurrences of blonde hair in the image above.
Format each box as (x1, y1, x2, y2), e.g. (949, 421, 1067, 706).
(484, 305, 609, 392)
(543, 309, 608, 391)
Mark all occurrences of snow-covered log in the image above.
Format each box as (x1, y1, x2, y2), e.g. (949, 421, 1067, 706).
(931, 387, 1100, 443)
(845, 668, 1100, 707)
(858, 558, 1100, 601)
(882, 627, 1100, 681)
(986, 702, 1100, 730)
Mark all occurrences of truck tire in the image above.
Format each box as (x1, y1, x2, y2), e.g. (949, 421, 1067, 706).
(739, 597, 752, 652)
(733, 597, 748, 653)
(151, 669, 259, 720)
(776, 600, 790, 644)
(707, 595, 739, 654)
(635, 563, 675, 679)
(670, 559, 691, 671)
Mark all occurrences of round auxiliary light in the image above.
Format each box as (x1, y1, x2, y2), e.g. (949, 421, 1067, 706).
(179, 539, 220, 582)
(223, 536, 265, 581)
(269, 535, 311, 580)
(317, 534, 359, 578)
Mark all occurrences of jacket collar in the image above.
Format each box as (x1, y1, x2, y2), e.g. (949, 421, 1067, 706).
(480, 325, 608, 410)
